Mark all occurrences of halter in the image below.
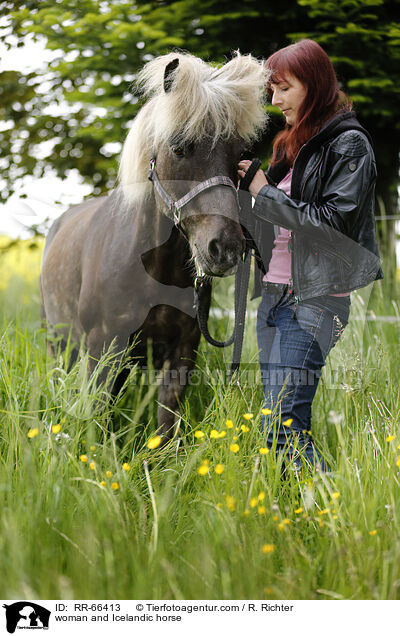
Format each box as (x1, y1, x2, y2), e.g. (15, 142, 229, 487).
(148, 155, 238, 223)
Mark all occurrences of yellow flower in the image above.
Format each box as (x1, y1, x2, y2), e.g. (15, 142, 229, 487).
(282, 518, 291, 525)
(52, 424, 61, 434)
(369, 529, 377, 536)
(261, 544, 275, 554)
(89, 462, 96, 470)
(214, 464, 224, 474)
(282, 418, 293, 427)
(386, 435, 395, 442)
(122, 463, 130, 471)
(147, 435, 162, 449)
(194, 430, 205, 439)
(241, 424, 250, 432)
(99, 481, 106, 487)
(258, 505, 266, 514)
(243, 413, 254, 420)
(80, 454, 88, 463)
(229, 443, 240, 453)
(259, 447, 270, 455)
(295, 507, 303, 514)
(250, 497, 258, 508)
(258, 491, 266, 501)
(272, 515, 279, 522)
(243, 508, 250, 517)
(332, 515, 338, 520)
(396, 456, 400, 468)
(201, 459, 210, 465)
(225, 495, 236, 511)
(210, 430, 219, 439)
(106, 470, 113, 478)
(278, 523, 284, 531)
(261, 408, 272, 415)
(111, 482, 119, 491)
(218, 431, 227, 438)
(198, 464, 209, 476)
(28, 428, 39, 439)
(331, 491, 340, 499)
(216, 503, 223, 509)
(318, 508, 329, 515)
(225, 419, 234, 428)
(90, 445, 96, 451)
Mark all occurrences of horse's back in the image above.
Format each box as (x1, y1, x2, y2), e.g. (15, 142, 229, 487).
(42, 197, 107, 262)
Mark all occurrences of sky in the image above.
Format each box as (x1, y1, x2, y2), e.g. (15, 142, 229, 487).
(0, 27, 92, 238)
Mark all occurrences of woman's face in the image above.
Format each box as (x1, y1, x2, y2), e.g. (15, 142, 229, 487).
(270, 73, 307, 126)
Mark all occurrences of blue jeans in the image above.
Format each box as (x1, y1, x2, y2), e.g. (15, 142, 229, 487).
(256, 285, 350, 469)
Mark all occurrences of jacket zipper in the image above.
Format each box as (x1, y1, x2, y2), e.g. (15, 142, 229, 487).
(288, 230, 298, 303)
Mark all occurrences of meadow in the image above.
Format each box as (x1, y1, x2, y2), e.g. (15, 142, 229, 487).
(1, 235, 400, 600)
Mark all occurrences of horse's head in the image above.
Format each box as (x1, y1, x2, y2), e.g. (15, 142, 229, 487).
(119, 52, 268, 278)
(151, 134, 246, 277)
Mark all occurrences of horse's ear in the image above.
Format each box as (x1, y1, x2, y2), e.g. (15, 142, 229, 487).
(164, 58, 179, 93)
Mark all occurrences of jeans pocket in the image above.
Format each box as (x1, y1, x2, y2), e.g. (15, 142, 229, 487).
(294, 304, 323, 338)
(295, 303, 334, 361)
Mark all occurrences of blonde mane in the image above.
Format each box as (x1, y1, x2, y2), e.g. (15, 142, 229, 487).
(118, 51, 269, 204)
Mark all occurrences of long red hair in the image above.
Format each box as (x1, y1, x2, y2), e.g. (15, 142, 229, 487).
(265, 39, 352, 166)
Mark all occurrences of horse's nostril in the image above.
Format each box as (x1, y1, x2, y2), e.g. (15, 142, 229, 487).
(208, 237, 241, 269)
(208, 238, 222, 262)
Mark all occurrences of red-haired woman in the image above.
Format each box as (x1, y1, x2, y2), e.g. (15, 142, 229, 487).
(238, 39, 382, 472)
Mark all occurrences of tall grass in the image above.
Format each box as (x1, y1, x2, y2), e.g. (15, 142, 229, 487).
(1, 237, 400, 599)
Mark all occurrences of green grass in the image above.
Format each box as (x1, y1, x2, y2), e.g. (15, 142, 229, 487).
(1, 240, 400, 599)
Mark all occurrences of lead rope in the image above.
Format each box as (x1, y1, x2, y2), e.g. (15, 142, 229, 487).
(194, 158, 261, 380)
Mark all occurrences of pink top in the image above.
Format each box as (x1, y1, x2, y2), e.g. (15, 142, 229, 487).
(263, 169, 292, 285)
(263, 169, 349, 297)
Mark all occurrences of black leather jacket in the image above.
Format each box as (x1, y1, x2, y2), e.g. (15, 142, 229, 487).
(250, 111, 383, 301)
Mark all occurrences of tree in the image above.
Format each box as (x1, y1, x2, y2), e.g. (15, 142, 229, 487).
(0, 0, 314, 201)
(1, 0, 399, 247)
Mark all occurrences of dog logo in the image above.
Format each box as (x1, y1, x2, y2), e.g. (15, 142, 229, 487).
(3, 602, 51, 633)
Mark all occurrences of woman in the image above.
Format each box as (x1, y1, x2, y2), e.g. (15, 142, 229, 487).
(238, 39, 382, 471)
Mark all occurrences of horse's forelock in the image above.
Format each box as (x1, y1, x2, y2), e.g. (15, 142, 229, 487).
(118, 52, 268, 205)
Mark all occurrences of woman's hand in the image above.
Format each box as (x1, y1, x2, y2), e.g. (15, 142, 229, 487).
(238, 159, 268, 197)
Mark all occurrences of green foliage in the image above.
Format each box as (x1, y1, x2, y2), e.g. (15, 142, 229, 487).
(0, 1, 399, 216)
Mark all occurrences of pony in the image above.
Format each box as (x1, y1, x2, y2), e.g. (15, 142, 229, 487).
(40, 51, 268, 440)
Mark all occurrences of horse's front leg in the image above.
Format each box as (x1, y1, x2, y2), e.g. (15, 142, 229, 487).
(156, 333, 201, 441)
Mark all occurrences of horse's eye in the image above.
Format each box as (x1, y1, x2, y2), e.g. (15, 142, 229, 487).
(172, 145, 185, 157)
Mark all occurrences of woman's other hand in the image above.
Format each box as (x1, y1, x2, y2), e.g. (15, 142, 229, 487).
(238, 159, 268, 197)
